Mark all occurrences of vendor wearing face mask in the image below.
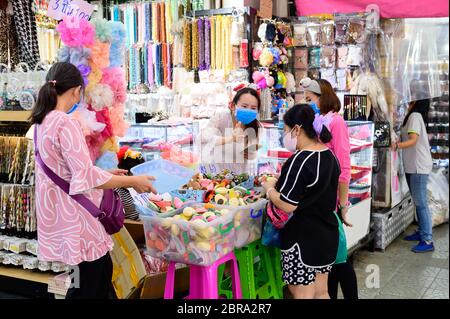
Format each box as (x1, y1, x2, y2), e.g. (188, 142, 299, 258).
(198, 86, 263, 174)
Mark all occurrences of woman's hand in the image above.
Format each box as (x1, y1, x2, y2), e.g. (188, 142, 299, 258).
(340, 206, 353, 227)
(108, 169, 129, 176)
(262, 177, 277, 193)
(131, 175, 157, 194)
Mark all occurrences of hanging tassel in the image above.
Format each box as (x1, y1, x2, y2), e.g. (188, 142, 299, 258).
(182, 20, 192, 70)
(192, 18, 199, 70)
(210, 17, 216, 70)
(240, 39, 249, 68)
(198, 18, 205, 71)
(148, 42, 154, 88)
(205, 18, 211, 70)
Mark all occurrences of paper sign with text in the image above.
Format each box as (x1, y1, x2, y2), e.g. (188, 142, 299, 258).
(47, 0, 95, 21)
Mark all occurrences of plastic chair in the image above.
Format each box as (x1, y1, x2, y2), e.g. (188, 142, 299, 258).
(164, 252, 242, 299)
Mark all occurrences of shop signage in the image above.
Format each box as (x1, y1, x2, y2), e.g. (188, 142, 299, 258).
(47, 0, 95, 21)
(295, 0, 449, 18)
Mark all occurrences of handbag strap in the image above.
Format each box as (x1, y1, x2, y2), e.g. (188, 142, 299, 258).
(33, 125, 103, 218)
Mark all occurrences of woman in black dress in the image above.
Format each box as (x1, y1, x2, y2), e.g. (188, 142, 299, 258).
(263, 104, 340, 299)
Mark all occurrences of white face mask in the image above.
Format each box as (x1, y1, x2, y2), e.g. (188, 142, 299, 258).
(283, 126, 300, 152)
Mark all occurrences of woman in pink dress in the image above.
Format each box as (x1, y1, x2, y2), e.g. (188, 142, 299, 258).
(31, 62, 156, 299)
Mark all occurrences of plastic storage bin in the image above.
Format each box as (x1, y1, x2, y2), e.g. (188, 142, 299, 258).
(142, 203, 237, 266)
(233, 199, 268, 248)
(131, 159, 194, 194)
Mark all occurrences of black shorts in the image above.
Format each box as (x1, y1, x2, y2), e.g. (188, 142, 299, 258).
(281, 244, 333, 286)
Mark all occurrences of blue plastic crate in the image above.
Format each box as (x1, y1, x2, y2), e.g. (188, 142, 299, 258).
(131, 159, 194, 194)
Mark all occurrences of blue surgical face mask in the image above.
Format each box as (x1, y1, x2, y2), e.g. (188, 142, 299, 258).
(310, 102, 320, 115)
(66, 103, 79, 115)
(235, 108, 258, 125)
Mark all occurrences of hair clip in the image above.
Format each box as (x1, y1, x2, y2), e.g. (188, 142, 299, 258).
(48, 80, 56, 86)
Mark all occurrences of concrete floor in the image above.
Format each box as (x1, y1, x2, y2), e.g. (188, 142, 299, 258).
(352, 223, 449, 299)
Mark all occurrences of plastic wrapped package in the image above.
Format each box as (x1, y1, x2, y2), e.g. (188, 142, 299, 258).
(51, 262, 69, 273)
(22, 256, 39, 270)
(337, 46, 348, 68)
(346, 45, 363, 67)
(427, 168, 449, 227)
(321, 47, 336, 68)
(3, 253, 23, 266)
(321, 68, 337, 89)
(347, 17, 366, 44)
(350, 71, 390, 121)
(38, 260, 52, 272)
(309, 47, 321, 68)
(381, 18, 447, 106)
(321, 20, 335, 46)
(335, 16, 349, 44)
(306, 22, 321, 47)
(294, 48, 308, 68)
(293, 22, 308, 47)
(336, 69, 348, 91)
(8, 239, 28, 254)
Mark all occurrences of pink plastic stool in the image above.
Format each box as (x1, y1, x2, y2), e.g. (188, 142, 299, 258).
(164, 252, 242, 299)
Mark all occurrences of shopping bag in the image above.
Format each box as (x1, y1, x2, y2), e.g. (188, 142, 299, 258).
(261, 219, 281, 248)
(334, 211, 348, 264)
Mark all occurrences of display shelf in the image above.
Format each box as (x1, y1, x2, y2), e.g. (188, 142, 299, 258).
(0, 111, 32, 122)
(350, 142, 373, 154)
(0, 265, 54, 284)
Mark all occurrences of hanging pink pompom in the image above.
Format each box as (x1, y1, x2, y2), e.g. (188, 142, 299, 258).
(101, 67, 127, 104)
(56, 17, 95, 47)
(88, 40, 110, 70)
(109, 104, 129, 137)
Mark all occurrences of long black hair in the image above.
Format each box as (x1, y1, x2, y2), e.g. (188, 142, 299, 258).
(31, 62, 84, 124)
(402, 99, 430, 127)
(232, 87, 261, 137)
(284, 104, 332, 143)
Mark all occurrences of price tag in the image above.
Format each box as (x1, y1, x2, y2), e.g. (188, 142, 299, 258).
(47, 0, 95, 21)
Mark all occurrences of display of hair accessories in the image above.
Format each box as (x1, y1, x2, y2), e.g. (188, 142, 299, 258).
(321, 46, 336, 68)
(0, 136, 34, 185)
(320, 68, 337, 89)
(343, 94, 368, 120)
(308, 47, 321, 68)
(337, 46, 349, 68)
(0, 185, 36, 238)
(347, 17, 366, 44)
(306, 21, 321, 47)
(334, 15, 349, 44)
(293, 21, 308, 47)
(294, 48, 308, 69)
(320, 20, 335, 46)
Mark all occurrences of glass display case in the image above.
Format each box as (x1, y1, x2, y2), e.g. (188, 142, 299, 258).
(119, 122, 194, 162)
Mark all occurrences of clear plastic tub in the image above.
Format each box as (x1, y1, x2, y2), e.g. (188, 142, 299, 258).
(231, 199, 268, 248)
(141, 203, 237, 266)
(130, 159, 194, 194)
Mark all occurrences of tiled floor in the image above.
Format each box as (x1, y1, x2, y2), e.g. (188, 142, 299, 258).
(352, 223, 449, 299)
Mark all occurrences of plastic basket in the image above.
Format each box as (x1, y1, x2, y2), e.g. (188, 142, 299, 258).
(130, 159, 194, 194)
(231, 199, 267, 248)
(169, 189, 206, 203)
(238, 176, 255, 190)
(141, 203, 238, 266)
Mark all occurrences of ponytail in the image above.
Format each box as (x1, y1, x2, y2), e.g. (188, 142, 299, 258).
(31, 82, 58, 124)
(319, 126, 332, 143)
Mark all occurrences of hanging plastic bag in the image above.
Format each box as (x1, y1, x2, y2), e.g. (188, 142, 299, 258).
(261, 218, 281, 247)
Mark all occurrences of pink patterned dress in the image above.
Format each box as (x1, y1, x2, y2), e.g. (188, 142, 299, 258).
(35, 111, 113, 266)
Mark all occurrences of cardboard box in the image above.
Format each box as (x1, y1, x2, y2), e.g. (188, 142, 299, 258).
(111, 227, 147, 299)
(140, 266, 190, 299)
(124, 220, 146, 247)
